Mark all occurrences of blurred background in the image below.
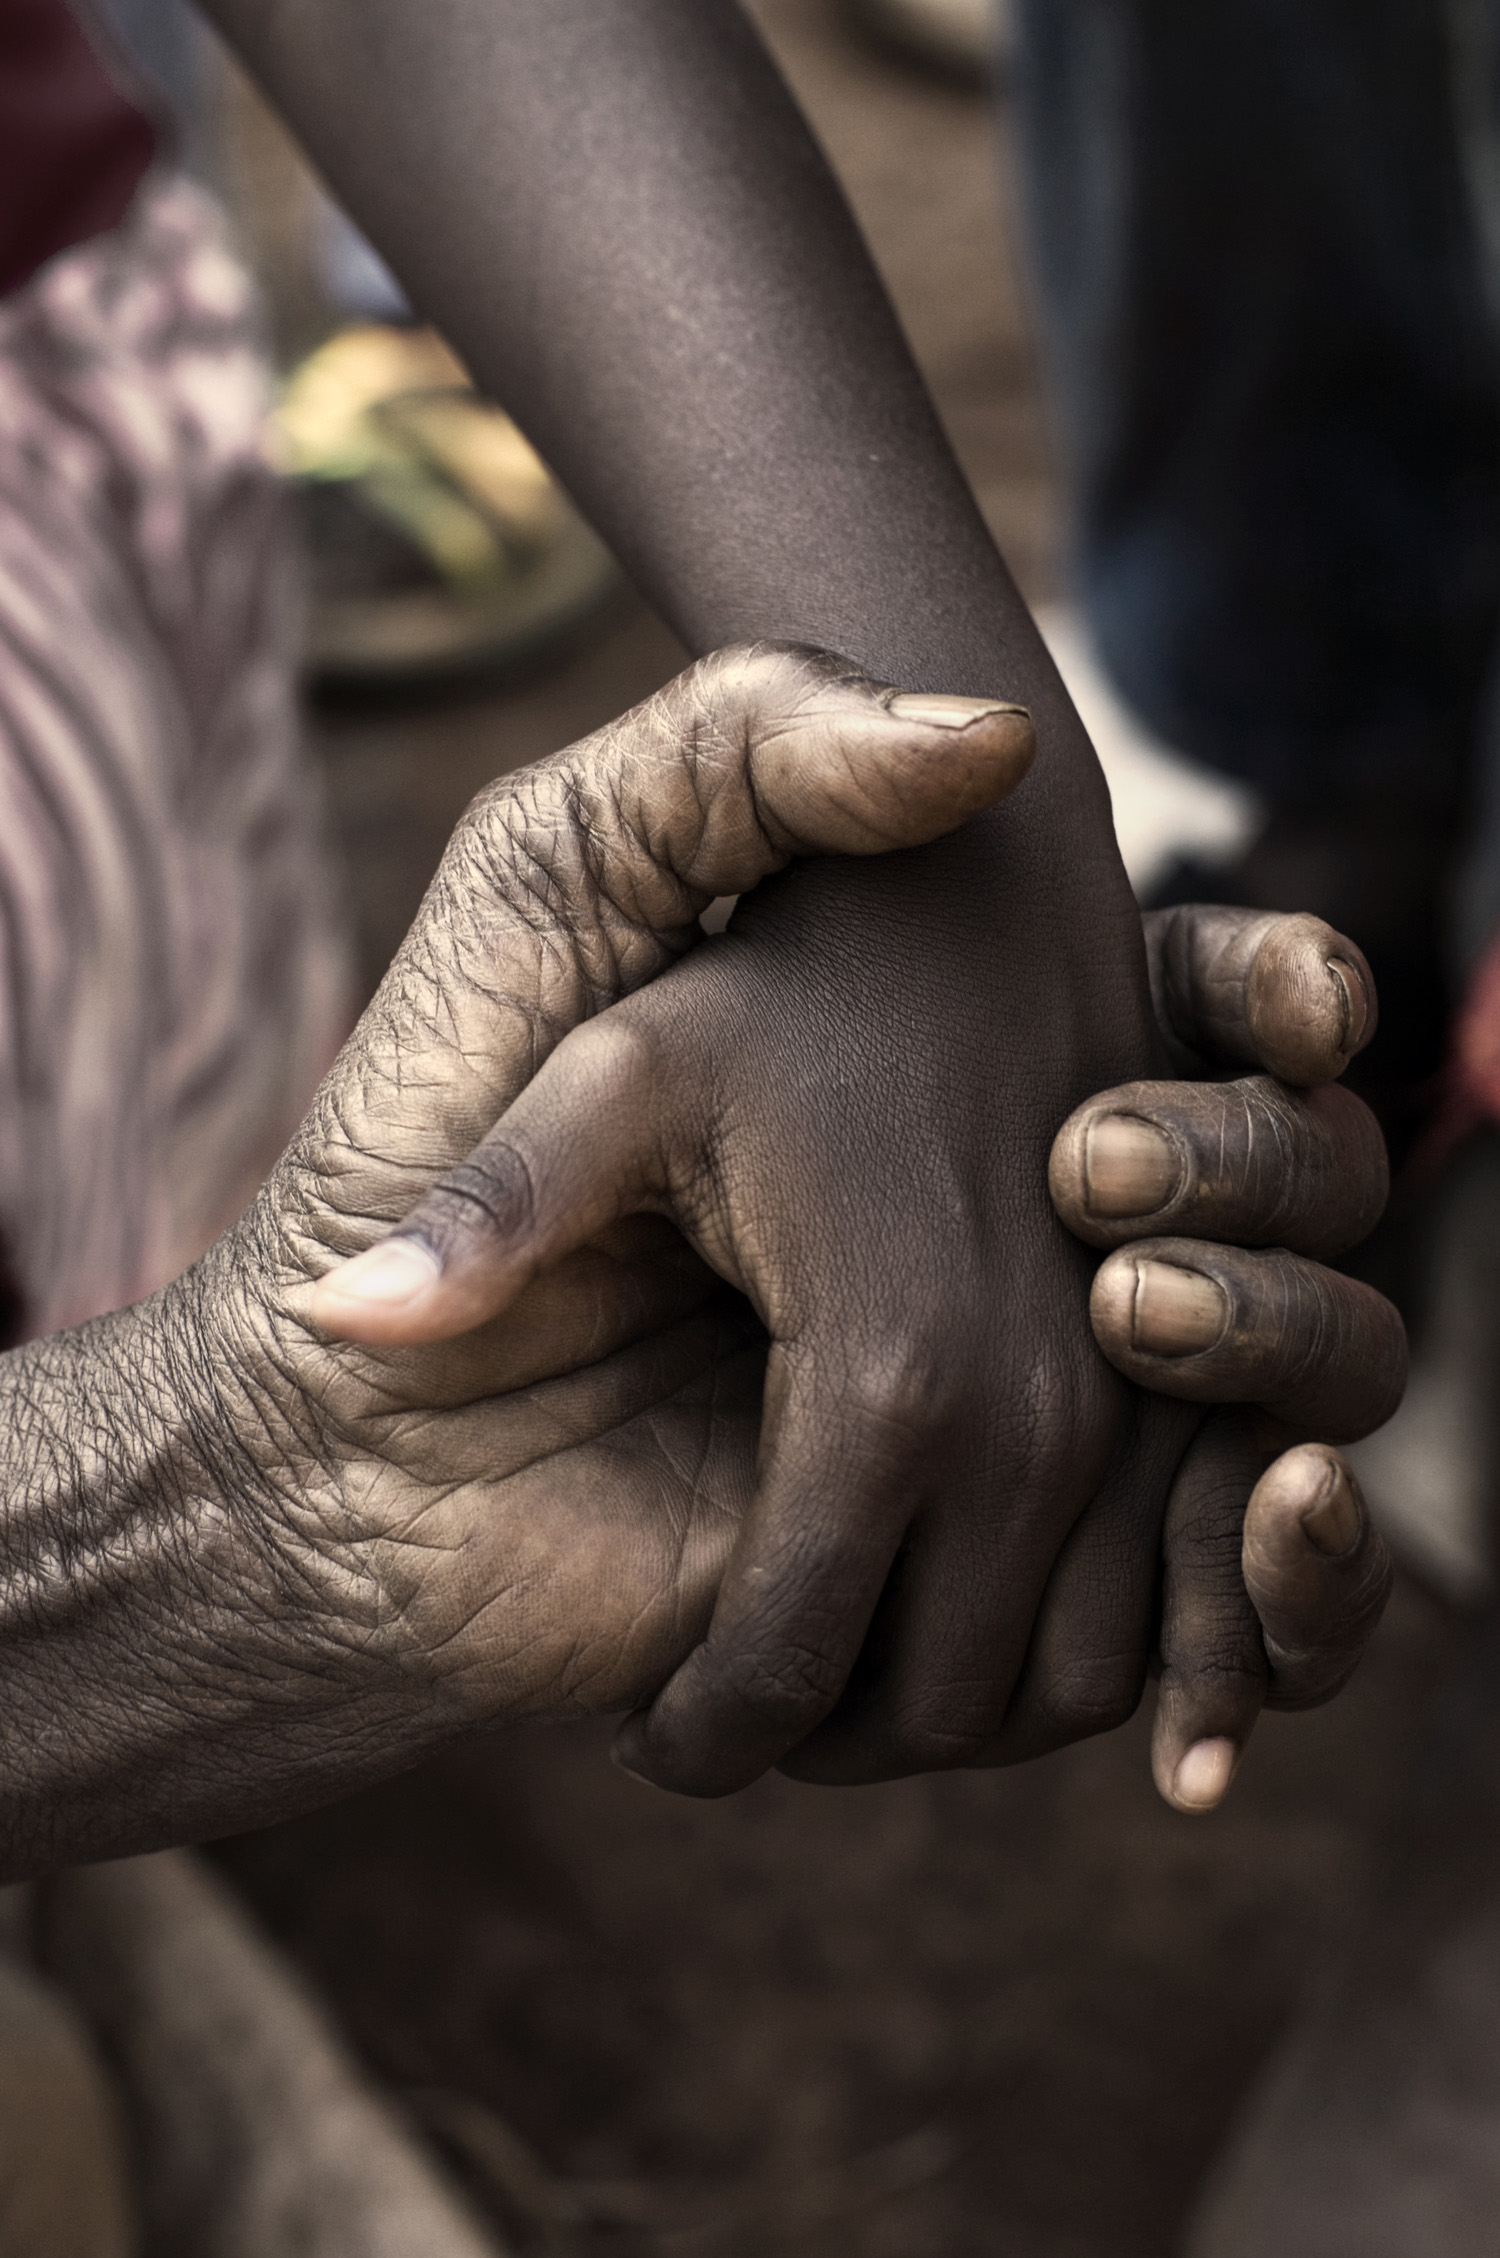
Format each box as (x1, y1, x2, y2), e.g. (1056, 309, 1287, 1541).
(38, 0, 1500, 2251)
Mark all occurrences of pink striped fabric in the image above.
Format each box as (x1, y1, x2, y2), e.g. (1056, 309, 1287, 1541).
(0, 173, 350, 1339)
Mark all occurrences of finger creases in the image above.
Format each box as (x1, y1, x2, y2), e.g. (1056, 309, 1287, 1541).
(1089, 1237, 1408, 1440)
(1142, 904, 1377, 1084)
(1050, 1074, 1389, 1257)
(1242, 1444, 1393, 1710)
(309, 1011, 672, 1345)
(612, 1337, 933, 1796)
(1151, 1414, 1272, 1814)
(550, 642, 1035, 924)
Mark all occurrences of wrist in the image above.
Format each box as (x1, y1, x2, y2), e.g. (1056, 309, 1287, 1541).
(0, 1249, 437, 1878)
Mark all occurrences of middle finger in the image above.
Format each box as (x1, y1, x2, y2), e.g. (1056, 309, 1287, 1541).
(1049, 1075, 1388, 1259)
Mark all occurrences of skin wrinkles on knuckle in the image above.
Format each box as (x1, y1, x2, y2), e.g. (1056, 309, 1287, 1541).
(1066, 1077, 1383, 1255)
(1168, 1505, 1250, 1574)
(687, 1632, 848, 1740)
(1160, 1650, 1265, 1709)
(1161, 1596, 1260, 1684)
(1258, 1561, 1392, 1707)
(1020, 1646, 1146, 1741)
(651, 641, 804, 875)
(416, 1142, 538, 1264)
(864, 1688, 1003, 1770)
(1261, 1574, 1389, 1710)
(1261, 1646, 1363, 1710)
(486, 790, 647, 983)
(568, 755, 716, 949)
(1106, 1239, 1404, 1432)
(885, 1670, 1039, 1770)
(443, 776, 683, 1018)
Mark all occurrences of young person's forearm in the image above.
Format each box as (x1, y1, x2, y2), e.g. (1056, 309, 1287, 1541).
(187, 0, 1162, 1800)
(200, 0, 1108, 850)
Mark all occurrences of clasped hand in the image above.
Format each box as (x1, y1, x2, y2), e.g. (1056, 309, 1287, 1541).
(225, 643, 1404, 1816)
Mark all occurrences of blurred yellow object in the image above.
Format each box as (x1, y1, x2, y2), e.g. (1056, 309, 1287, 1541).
(275, 325, 468, 475)
(272, 325, 619, 689)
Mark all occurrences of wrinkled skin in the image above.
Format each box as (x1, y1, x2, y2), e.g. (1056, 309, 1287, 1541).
(307, 650, 1403, 1808)
(313, 658, 1406, 1803)
(198, 0, 1384, 1802)
(1049, 907, 1400, 1805)
(0, 650, 1400, 1874)
(160, 0, 1401, 1809)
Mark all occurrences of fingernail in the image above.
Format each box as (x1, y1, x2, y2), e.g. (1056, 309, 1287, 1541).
(315, 1236, 440, 1313)
(1299, 1455, 1362, 1557)
(1172, 1737, 1237, 1812)
(610, 1722, 661, 1789)
(1084, 1116, 1181, 1218)
(1131, 1262, 1228, 1356)
(886, 692, 1030, 730)
(1327, 957, 1370, 1055)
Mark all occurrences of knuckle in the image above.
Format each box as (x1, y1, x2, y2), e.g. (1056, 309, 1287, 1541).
(838, 1345, 948, 1454)
(451, 770, 570, 912)
(876, 1678, 1015, 1769)
(1262, 1649, 1360, 1712)
(671, 641, 812, 753)
(1016, 1339, 1114, 1491)
(711, 1633, 848, 1739)
(423, 1139, 535, 1251)
(564, 1004, 660, 1088)
(1033, 1652, 1145, 1741)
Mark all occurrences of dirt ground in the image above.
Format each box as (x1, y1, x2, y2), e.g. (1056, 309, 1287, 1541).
(215, 7, 1465, 2251)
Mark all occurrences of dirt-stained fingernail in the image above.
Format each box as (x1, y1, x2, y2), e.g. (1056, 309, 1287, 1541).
(1171, 1737, 1238, 1812)
(1298, 1453, 1363, 1557)
(1084, 1116, 1182, 1218)
(1327, 956, 1370, 1056)
(312, 1236, 440, 1319)
(886, 692, 1030, 730)
(1131, 1261, 1229, 1357)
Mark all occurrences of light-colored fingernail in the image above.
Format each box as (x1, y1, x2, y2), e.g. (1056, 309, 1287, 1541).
(1131, 1262, 1229, 1357)
(886, 692, 1030, 730)
(1327, 957, 1369, 1055)
(1299, 1456, 1362, 1557)
(1172, 1737, 1237, 1812)
(1084, 1115, 1182, 1218)
(314, 1236, 440, 1313)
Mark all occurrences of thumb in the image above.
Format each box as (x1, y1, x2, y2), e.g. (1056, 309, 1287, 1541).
(307, 1011, 677, 1345)
(642, 642, 1036, 880)
(282, 644, 1031, 1248)
(523, 640, 1036, 952)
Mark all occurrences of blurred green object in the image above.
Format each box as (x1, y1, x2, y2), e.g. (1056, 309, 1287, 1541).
(274, 325, 621, 693)
(845, 0, 1008, 84)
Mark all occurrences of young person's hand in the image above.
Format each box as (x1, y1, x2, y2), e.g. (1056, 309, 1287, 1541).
(1047, 906, 1400, 1810)
(194, 0, 1401, 1806)
(1, 648, 1404, 1874)
(312, 656, 1404, 1809)
(0, 646, 1036, 1876)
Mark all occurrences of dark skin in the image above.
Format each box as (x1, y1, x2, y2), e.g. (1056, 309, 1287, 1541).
(0, 651, 1397, 1874)
(190, 0, 1169, 1800)
(197, 0, 1402, 1794)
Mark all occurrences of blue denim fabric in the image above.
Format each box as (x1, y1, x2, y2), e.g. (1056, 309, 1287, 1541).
(1013, 0, 1500, 814)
